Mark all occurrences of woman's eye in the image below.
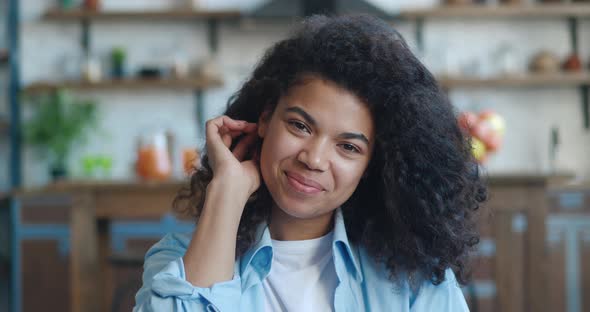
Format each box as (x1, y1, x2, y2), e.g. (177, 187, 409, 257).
(288, 121, 310, 133)
(340, 143, 360, 153)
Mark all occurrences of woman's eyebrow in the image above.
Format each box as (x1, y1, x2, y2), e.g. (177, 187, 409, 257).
(285, 106, 370, 146)
(338, 132, 370, 146)
(285, 106, 317, 127)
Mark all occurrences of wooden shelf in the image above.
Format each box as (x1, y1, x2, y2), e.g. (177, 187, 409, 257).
(397, 3, 590, 19)
(23, 76, 223, 93)
(43, 8, 241, 21)
(438, 72, 590, 88)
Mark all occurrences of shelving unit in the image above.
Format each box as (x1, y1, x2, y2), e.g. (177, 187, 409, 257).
(395, 3, 590, 48)
(8, 7, 240, 312)
(395, 3, 590, 129)
(28, 7, 242, 132)
(24, 77, 223, 93)
(400, 6, 590, 311)
(41, 7, 241, 62)
(8, 4, 590, 312)
(2, 2, 20, 312)
(6, 0, 21, 190)
(43, 8, 241, 20)
(397, 3, 590, 19)
(438, 72, 590, 88)
(41, 8, 242, 57)
(38, 5, 590, 128)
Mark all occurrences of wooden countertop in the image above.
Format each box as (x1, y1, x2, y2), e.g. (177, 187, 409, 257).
(14, 179, 187, 196)
(484, 172, 574, 186)
(10, 172, 576, 196)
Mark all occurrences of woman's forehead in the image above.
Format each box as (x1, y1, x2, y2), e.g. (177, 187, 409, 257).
(277, 78, 374, 141)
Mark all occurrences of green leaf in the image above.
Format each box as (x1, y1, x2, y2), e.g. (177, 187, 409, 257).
(22, 88, 99, 167)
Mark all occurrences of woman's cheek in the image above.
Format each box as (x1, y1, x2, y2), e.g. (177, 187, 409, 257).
(335, 161, 364, 185)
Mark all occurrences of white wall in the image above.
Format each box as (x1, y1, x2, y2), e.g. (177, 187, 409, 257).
(9, 0, 590, 187)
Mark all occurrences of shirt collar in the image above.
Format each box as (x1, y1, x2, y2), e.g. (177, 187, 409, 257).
(239, 208, 364, 289)
(239, 222, 273, 290)
(332, 208, 364, 283)
(240, 222, 273, 275)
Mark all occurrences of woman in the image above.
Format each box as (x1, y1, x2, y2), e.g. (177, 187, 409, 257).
(134, 14, 487, 312)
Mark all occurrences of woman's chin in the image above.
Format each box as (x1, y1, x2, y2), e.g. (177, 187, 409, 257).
(272, 199, 334, 221)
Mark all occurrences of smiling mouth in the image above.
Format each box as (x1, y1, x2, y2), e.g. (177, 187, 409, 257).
(284, 171, 324, 195)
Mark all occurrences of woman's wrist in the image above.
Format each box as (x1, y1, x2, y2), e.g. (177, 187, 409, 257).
(204, 178, 251, 217)
(209, 176, 253, 200)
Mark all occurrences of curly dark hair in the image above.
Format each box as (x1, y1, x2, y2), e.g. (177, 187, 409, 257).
(174, 14, 487, 287)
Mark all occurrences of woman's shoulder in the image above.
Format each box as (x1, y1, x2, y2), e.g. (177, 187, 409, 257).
(409, 269, 469, 311)
(357, 247, 468, 310)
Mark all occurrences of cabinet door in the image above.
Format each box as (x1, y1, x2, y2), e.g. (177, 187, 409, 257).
(20, 201, 71, 312)
(21, 240, 70, 312)
(470, 195, 527, 312)
(546, 213, 590, 312)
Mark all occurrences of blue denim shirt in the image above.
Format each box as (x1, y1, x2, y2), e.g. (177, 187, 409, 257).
(133, 210, 469, 311)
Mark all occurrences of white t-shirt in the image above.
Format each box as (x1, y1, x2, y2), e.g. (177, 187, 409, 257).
(262, 231, 338, 312)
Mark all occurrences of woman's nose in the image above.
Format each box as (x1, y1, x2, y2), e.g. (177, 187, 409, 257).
(297, 139, 329, 172)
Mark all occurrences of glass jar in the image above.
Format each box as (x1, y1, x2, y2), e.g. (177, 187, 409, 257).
(135, 131, 172, 181)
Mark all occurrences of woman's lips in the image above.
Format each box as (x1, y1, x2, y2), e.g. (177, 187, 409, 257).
(285, 171, 324, 194)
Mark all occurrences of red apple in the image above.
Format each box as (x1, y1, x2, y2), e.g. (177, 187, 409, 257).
(471, 121, 492, 140)
(458, 109, 505, 161)
(458, 111, 478, 132)
(482, 132, 503, 152)
(478, 110, 506, 136)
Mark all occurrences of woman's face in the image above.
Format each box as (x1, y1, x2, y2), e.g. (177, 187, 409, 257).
(257, 76, 375, 220)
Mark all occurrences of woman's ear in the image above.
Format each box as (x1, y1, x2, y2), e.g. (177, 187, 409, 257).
(257, 109, 272, 138)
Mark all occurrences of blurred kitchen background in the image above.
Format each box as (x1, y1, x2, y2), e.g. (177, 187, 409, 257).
(1, 0, 590, 311)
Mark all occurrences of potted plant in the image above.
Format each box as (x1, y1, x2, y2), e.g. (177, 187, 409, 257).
(111, 47, 126, 78)
(23, 89, 98, 180)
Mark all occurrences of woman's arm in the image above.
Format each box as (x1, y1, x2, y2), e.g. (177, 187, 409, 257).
(134, 115, 260, 311)
(133, 233, 243, 312)
(182, 115, 261, 287)
(182, 178, 250, 287)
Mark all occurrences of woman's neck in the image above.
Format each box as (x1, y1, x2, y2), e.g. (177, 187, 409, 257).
(268, 206, 335, 241)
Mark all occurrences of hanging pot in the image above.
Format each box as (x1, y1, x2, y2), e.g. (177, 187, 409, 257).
(50, 164, 68, 181)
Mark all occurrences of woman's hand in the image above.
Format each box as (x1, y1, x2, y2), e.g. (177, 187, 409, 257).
(183, 116, 260, 287)
(205, 115, 261, 198)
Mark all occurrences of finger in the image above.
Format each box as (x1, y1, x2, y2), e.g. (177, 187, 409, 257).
(224, 124, 257, 143)
(219, 125, 234, 141)
(223, 118, 257, 132)
(206, 116, 257, 157)
(219, 127, 249, 139)
(228, 126, 256, 138)
(221, 132, 232, 148)
(241, 122, 258, 133)
(222, 116, 248, 129)
(220, 121, 256, 140)
(218, 130, 254, 150)
(233, 131, 259, 161)
(207, 116, 245, 140)
(206, 116, 235, 156)
(207, 116, 243, 138)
